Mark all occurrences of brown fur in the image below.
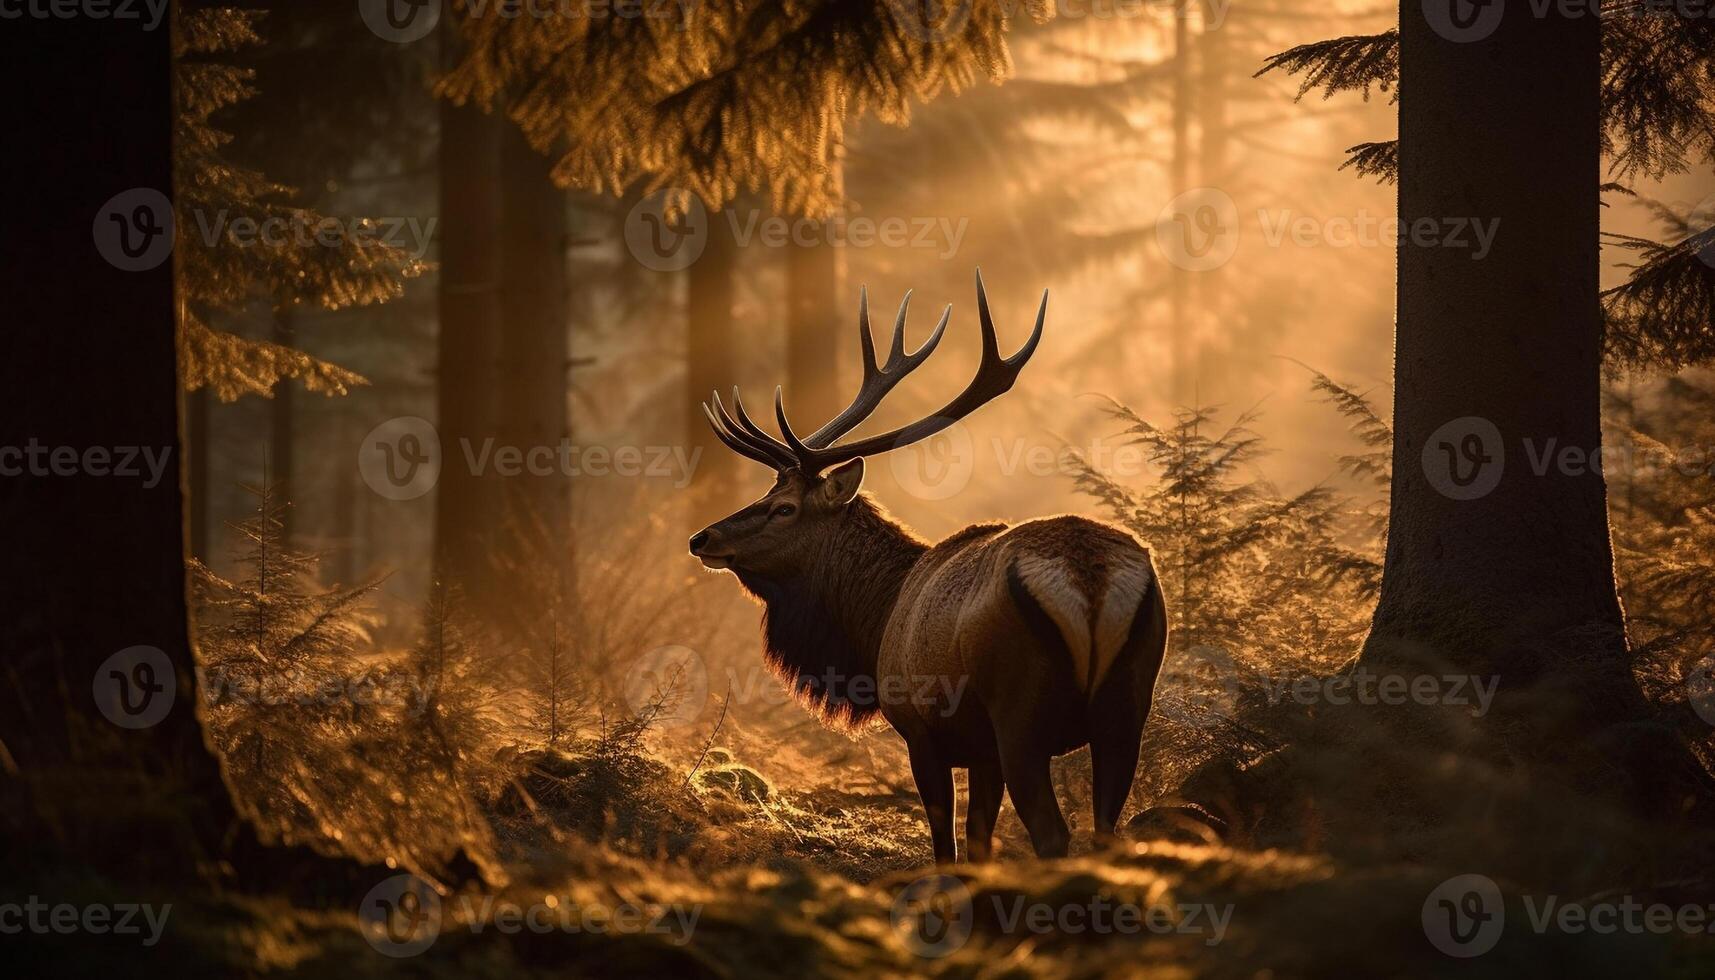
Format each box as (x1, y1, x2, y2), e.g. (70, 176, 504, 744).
(694, 467, 1169, 863)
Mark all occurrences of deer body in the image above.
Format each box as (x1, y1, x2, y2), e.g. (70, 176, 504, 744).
(691, 275, 1169, 861)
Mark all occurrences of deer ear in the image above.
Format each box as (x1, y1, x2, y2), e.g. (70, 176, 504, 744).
(820, 458, 865, 506)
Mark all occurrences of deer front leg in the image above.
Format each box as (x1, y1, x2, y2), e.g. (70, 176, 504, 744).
(907, 740, 957, 864)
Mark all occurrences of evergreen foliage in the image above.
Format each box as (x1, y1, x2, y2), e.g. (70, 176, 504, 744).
(174, 6, 426, 401)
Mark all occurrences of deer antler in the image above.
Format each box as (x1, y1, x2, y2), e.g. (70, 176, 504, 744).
(702, 269, 1047, 476)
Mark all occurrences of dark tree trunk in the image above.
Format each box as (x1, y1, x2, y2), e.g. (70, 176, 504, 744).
(434, 27, 501, 597)
(0, 11, 238, 878)
(496, 127, 571, 625)
(188, 383, 211, 559)
(270, 305, 296, 544)
(786, 233, 841, 428)
(686, 205, 738, 491)
(1365, 5, 1631, 711)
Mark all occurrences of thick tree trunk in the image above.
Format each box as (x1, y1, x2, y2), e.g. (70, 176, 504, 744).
(1365, 5, 1631, 709)
(434, 27, 501, 597)
(686, 205, 738, 491)
(0, 11, 238, 878)
(496, 127, 572, 626)
(786, 234, 841, 428)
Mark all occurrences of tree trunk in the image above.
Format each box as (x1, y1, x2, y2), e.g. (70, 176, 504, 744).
(496, 126, 571, 629)
(270, 304, 295, 545)
(686, 204, 738, 492)
(0, 12, 239, 879)
(188, 384, 211, 559)
(1168, 0, 1193, 404)
(434, 26, 501, 598)
(1364, 4, 1630, 712)
(786, 233, 841, 429)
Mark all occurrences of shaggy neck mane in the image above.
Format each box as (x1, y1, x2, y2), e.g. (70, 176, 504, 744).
(736, 493, 927, 727)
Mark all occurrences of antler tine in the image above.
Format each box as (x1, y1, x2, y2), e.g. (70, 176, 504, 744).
(773, 386, 813, 458)
(702, 399, 780, 470)
(711, 389, 795, 470)
(795, 274, 1048, 474)
(802, 288, 951, 449)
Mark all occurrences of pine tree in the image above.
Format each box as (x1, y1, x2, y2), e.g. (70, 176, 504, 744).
(174, 7, 426, 401)
(1257, 13, 1715, 371)
(189, 477, 384, 827)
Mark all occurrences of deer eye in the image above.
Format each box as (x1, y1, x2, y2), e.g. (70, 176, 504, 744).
(772, 503, 797, 519)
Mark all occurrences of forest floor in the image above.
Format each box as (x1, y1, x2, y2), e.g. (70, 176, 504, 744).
(20, 715, 1715, 979)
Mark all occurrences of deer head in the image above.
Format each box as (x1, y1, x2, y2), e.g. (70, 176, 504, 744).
(689, 270, 1047, 579)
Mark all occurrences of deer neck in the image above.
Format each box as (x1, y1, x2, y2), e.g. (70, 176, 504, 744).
(745, 494, 927, 725)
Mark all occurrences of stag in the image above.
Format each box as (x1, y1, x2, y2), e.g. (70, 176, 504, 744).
(689, 272, 1168, 861)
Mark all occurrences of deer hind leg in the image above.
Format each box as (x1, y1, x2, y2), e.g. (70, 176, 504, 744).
(964, 760, 1005, 862)
(907, 740, 958, 864)
(1089, 691, 1144, 844)
(996, 739, 1069, 858)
